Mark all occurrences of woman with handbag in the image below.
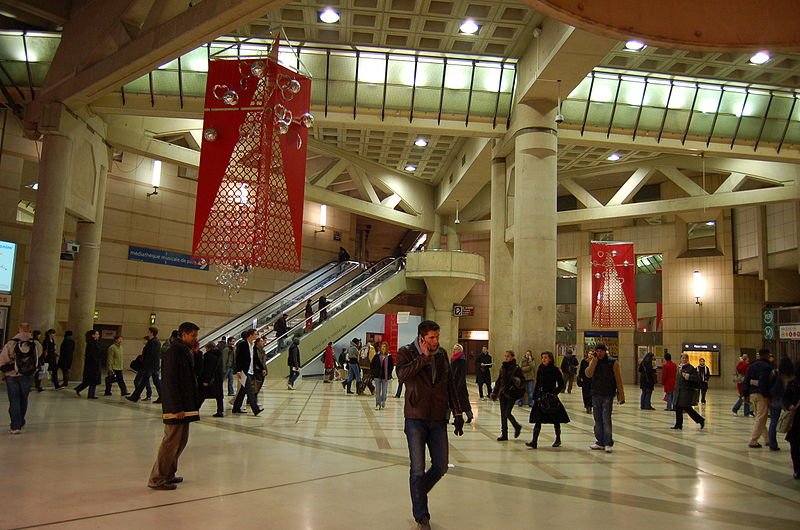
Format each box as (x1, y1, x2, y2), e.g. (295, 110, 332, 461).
(527, 351, 570, 448)
(782, 363, 800, 479)
(490, 350, 525, 441)
(671, 354, 705, 430)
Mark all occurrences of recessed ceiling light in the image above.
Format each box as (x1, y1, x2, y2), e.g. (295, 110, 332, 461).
(749, 51, 770, 65)
(404, 165, 417, 172)
(319, 7, 340, 24)
(624, 40, 646, 51)
(414, 138, 428, 147)
(459, 19, 479, 35)
(607, 153, 621, 161)
(706, 221, 716, 226)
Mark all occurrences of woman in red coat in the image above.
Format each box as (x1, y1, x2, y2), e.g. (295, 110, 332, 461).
(662, 352, 677, 411)
(323, 342, 335, 382)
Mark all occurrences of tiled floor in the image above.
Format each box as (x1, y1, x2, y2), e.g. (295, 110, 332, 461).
(3, 379, 799, 529)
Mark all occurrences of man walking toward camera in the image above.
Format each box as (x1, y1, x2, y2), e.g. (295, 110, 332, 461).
(585, 343, 625, 453)
(148, 322, 200, 490)
(396, 320, 464, 530)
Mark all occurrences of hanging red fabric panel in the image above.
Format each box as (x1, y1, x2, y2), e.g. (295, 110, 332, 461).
(591, 242, 636, 328)
(192, 38, 312, 274)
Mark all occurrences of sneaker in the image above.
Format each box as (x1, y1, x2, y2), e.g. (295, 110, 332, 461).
(590, 443, 604, 450)
(604, 446, 613, 453)
(142, 396, 151, 401)
(9, 429, 21, 435)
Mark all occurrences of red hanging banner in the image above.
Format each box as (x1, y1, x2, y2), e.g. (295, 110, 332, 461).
(591, 242, 636, 328)
(192, 37, 312, 283)
(384, 313, 399, 354)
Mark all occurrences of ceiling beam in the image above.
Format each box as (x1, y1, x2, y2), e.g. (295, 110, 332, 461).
(310, 158, 349, 188)
(1, 0, 70, 25)
(26, 0, 291, 129)
(560, 177, 602, 208)
(435, 137, 492, 213)
(715, 172, 748, 194)
(349, 164, 380, 205)
(606, 167, 655, 206)
(658, 166, 709, 197)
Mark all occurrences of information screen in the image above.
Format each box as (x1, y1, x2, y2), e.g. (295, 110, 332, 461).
(0, 240, 16, 293)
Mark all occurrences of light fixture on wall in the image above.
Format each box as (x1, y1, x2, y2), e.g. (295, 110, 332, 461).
(316, 204, 327, 233)
(693, 270, 705, 305)
(454, 200, 461, 224)
(147, 160, 161, 197)
(150, 313, 157, 325)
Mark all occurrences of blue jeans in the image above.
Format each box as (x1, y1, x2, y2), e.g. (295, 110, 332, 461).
(345, 364, 361, 383)
(768, 405, 782, 449)
(665, 392, 674, 411)
(130, 368, 161, 401)
(404, 419, 449, 523)
(288, 369, 300, 386)
(225, 368, 234, 395)
(640, 389, 653, 409)
(592, 395, 614, 447)
(732, 395, 752, 416)
(6, 375, 32, 431)
(375, 378, 389, 407)
(526, 380, 535, 406)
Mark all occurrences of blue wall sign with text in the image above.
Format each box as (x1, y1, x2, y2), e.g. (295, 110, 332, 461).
(128, 246, 209, 271)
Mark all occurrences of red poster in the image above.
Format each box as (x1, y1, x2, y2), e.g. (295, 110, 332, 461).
(384, 313, 399, 354)
(591, 242, 636, 328)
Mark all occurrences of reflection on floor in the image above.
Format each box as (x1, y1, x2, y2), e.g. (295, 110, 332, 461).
(3, 379, 799, 529)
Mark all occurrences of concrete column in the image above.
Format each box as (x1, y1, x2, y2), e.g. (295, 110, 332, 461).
(429, 215, 443, 250)
(444, 221, 461, 251)
(511, 101, 558, 357)
(68, 166, 108, 368)
(23, 129, 73, 331)
(489, 155, 514, 369)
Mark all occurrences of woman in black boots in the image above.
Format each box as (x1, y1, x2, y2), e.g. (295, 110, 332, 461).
(527, 351, 570, 448)
(75, 330, 101, 399)
(491, 350, 525, 441)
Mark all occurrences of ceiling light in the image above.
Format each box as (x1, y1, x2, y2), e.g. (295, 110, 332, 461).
(404, 165, 417, 172)
(459, 19, 479, 35)
(319, 7, 340, 24)
(414, 138, 428, 147)
(749, 51, 770, 65)
(607, 153, 621, 161)
(625, 40, 646, 51)
(706, 221, 716, 226)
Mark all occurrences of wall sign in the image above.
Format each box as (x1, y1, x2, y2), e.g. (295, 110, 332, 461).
(0, 240, 17, 293)
(453, 304, 475, 317)
(128, 246, 209, 270)
(780, 325, 800, 340)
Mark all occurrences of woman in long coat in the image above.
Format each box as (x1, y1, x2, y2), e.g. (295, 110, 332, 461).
(672, 353, 705, 429)
(75, 329, 102, 399)
(450, 344, 473, 423)
(638, 352, 657, 410)
(528, 351, 570, 448)
(57, 331, 75, 389)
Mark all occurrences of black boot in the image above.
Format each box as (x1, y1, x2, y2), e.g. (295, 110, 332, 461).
(346, 382, 354, 394)
(526, 424, 541, 448)
(552, 424, 562, 447)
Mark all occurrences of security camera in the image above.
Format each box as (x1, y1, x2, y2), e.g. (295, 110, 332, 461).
(555, 113, 564, 124)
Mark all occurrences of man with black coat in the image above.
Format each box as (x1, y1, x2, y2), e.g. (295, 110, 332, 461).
(490, 350, 525, 441)
(560, 350, 579, 394)
(475, 346, 493, 400)
(200, 342, 224, 417)
(396, 320, 464, 530)
(147, 322, 201, 490)
(232, 329, 264, 415)
(127, 327, 162, 403)
(287, 336, 301, 390)
(274, 314, 288, 351)
(744, 348, 774, 448)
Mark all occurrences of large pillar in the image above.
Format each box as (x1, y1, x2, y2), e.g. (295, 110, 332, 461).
(23, 111, 74, 331)
(489, 154, 514, 369)
(511, 101, 558, 357)
(68, 165, 108, 367)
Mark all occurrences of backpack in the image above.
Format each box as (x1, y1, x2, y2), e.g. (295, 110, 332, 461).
(9, 339, 38, 376)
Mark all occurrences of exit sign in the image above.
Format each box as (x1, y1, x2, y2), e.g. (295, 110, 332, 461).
(453, 304, 475, 317)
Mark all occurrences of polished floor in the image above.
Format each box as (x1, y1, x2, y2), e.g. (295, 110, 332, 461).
(3, 377, 799, 530)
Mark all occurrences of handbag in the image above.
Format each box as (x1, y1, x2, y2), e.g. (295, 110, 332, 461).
(776, 408, 796, 434)
(537, 392, 561, 414)
(129, 355, 143, 372)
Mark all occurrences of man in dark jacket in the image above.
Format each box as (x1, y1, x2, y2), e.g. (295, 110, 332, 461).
(395, 320, 464, 530)
(127, 327, 162, 403)
(585, 344, 625, 453)
(744, 348, 774, 448)
(475, 346, 493, 399)
(232, 329, 264, 415)
(200, 342, 224, 417)
(287, 336, 301, 389)
(560, 350, 579, 394)
(147, 322, 200, 490)
(274, 314, 288, 351)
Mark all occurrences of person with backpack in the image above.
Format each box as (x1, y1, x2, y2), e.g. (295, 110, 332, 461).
(491, 350, 525, 441)
(75, 330, 102, 399)
(527, 351, 570, 448)
(341, 338, 361, 395)
(0, 322, 42, 434)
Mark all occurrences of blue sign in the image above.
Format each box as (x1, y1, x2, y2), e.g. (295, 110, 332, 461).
(128, 246, 208, 270)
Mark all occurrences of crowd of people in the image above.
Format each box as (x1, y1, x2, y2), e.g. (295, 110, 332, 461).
(2, 319, 799, 526)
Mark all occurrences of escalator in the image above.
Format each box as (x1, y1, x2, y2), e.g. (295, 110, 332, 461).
(264, 257, 425, 378)
(198, 260, 364, 346)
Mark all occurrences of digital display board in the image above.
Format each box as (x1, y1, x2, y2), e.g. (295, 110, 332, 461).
(0, 241, 16, 293)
